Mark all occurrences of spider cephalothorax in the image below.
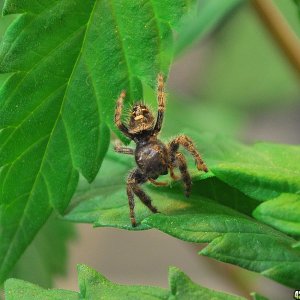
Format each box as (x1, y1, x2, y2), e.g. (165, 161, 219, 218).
(128, 103, 155, 134)
(114, 74, 208, 227)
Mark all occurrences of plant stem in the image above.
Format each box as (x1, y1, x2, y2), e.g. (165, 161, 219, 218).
(252, 0, 300, 76)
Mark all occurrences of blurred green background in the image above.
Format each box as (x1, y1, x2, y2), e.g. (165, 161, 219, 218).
(168, 0, 300, 143)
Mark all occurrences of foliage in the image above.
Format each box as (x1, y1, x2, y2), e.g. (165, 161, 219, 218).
(250, 293, 268, 300)
(65, 130, 300, 289)
(253, 193, 300, 236)
(0, 0, 299, 297)
(4, 264, 249, 299)
(0, 0, 200, 283)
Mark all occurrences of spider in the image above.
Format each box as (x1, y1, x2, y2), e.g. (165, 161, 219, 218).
(114, 74, 208, 227)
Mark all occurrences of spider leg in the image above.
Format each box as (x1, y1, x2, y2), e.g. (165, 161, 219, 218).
(132, 185, 159, 214)
(176, 152, 192, 197)
(153, 74, 166, 135)
(114, 145, 134, 155)
(148, 178, 168, 186)
(127, 169, 158, 227)
(126, 185, 136, 227)
(169, 135, 208, 172)
(169, 164, 180, 181)
(114, 90, 133, 139)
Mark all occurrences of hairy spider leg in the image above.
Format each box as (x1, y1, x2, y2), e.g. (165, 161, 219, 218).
(176, 152, 192, 197)
(114, 145, 134, 155)
(114, 90, 133, 139)
(127, 169, 159, 227)
(153, 74, 166, 135)
(169, 135, 208, 172)
(148, 178, 168, 186)
(126, 185, 136, 227)
(169, 164, 180, 180)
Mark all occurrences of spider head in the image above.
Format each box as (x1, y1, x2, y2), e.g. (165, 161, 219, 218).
(128, 103, 155, 134)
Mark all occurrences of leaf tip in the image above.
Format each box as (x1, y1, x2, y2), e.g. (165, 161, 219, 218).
(168, 266, 182, 284)
(168, 266, 180, 296)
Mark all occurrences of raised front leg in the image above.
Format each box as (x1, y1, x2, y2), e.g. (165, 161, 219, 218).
(169, 135, 208, 172)
(153, 74, 166, 135)
(127, 169, 158, 227)
(114, 91, 133, 139)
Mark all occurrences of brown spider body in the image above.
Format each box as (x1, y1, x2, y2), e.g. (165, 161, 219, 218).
(135, 137, 168, 180)
(114, 74, 208, 227)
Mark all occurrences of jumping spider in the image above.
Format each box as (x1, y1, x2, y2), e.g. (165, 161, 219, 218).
(114, 74, 208, 227)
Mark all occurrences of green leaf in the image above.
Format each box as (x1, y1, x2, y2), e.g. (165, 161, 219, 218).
(175, 0, 244, 56)
(0, 0, 195, 282)
(4, 279, 79, 300)
(253, 193, 300, 236)
(0, 9, 16, 60)
(250, 292, 269, 300)
(77, 264, 168, 300)
(188, 177, 258, 216)
(195, 132, 300, 201)
(293, 241, 300, 249)
(65, 146, 300, 288)
(199, 233, 300, 288)
(192, 131, 300, 236)
(168, 267, 245, 299)
(10, 215, 76, 288)
(5, 264, 247, 299)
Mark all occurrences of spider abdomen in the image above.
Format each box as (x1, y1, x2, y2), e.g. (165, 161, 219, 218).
(135, 139, 168, 179)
